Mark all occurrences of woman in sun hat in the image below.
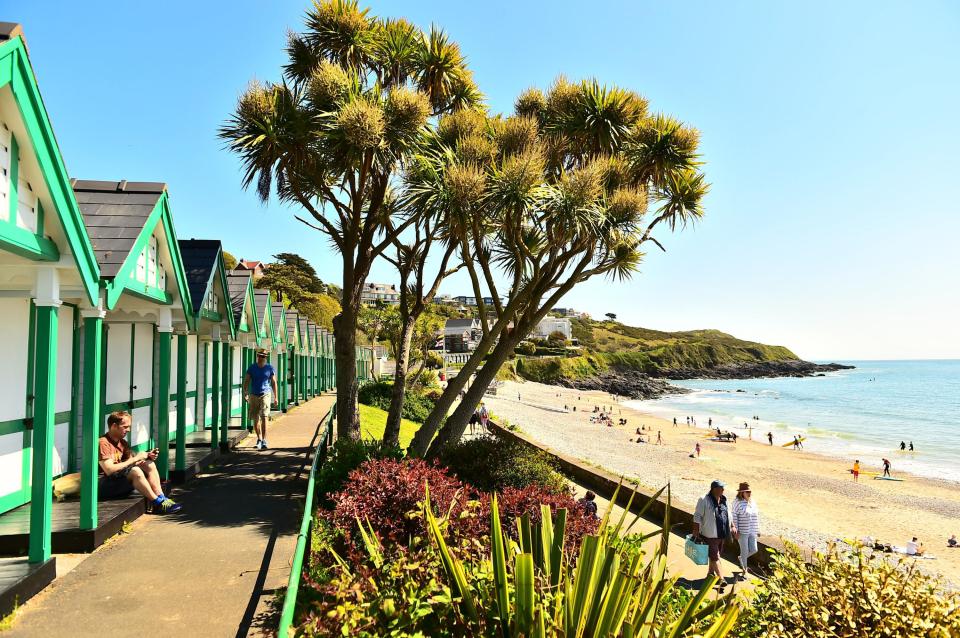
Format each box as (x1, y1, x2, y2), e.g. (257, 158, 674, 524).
(732, 481, 760, 580)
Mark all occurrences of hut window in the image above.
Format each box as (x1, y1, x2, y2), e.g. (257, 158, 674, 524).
(0, 124, 9, 223)
(130, 234, 167, 291)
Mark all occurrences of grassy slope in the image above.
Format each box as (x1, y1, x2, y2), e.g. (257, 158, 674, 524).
(517, 318, 800, 383)
(358, 404, 420, 449)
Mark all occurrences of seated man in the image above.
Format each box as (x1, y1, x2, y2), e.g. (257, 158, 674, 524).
(905, 537, 925, 556)
(99, 411, 181, 514)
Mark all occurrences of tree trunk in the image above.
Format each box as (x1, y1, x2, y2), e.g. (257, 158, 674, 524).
(383, 318, 415, 447)
(425, 333, 519, 456)
(333, 305, 361, 440)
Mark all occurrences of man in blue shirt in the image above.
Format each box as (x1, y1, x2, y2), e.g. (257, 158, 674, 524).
(243, 348, 278, 449)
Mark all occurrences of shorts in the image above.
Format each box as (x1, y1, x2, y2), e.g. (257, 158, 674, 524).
(248, 393, 272, 420)
(706, 537, 725, 561)
(99, 471, 135, 500)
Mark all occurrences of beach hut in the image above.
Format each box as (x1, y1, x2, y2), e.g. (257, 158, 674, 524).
(270, 298, 290, 411)
(226, 272, 259, 444)
(73, 178, 193, 493)
(0, 24, 102, 595)
(177, 240, 236, 460)
(285, 310, 303, 406)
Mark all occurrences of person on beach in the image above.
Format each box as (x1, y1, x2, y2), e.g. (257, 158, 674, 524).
(792, 436, 802, 450)
(709, 418, 713, 428)
(909, 441, 914, 451)
(767, 432, 773, 445)
(882, 458, 891, 477)
(905, 537, 925, 556)
(243, 348, 279, 450)
(732, 482, 759, 580)
(900, 441, 906, 450)
(479, 402, 489, 430)
(673, 417, 677, 427)
(693, 480, 734, 591)
(852, 460, 860, 482)
(948, 535, 958, 548)
(695, 442, 701, 458)
(578, 491, 598, 518)
(657, 430, 663, 445)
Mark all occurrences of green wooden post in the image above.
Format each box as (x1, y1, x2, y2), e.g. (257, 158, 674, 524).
(175, 333, 188, 472)
(210, 341, 220, 449)
(291, 352, 299, 406)
(156, 329, 172, 479)
(220, 343, 231, 448)
(79, 313, 103, 530)
(29, 303, 58, 564)
(280, 352, 288, 411)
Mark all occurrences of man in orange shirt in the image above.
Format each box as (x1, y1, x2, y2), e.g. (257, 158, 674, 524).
(99, 411, 181, 513)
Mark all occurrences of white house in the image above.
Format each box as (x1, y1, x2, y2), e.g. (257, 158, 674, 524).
(531, 316, 572, 341)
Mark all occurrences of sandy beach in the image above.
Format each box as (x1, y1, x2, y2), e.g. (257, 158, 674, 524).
(482, 379, 960, 585)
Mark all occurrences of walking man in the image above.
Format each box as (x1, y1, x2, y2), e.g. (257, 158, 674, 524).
(243, 348, 279, 450)
(693, 480, 735, 592)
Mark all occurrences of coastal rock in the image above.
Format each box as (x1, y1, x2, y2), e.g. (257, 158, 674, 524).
(660, 360, 854, 381)
(557, 369, 689, 400)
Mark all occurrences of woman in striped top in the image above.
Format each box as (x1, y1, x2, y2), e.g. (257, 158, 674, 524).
(732, 481, 760, 580)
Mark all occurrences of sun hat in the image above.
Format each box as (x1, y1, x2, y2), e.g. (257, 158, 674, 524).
(710, 479, 725, 489)
(738, 482, 751, 492)
(255, 348, 269, 357)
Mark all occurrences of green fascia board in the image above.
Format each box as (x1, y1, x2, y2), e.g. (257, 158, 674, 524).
(259, 294, 274, 343)
(0, 37, 100, 304)
(244, 277, 260, 345)
(0, 221, 60, 260)
(274, 303, 286, 344)
(103, 194, 193, 328)
(199, 308, 222, 322)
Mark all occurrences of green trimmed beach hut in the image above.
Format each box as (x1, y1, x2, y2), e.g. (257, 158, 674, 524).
(270, 298, 290, 411)
(72, 179, 194, 488)
(284, 310, 303, 407)
(0, 24, 102, 583)
(226, 272, 260, 435)
(177, 239, 236, 457)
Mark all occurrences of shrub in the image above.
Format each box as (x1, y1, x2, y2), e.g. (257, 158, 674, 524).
(438, 434, 569, 495)
(735, 542, 960, 637)
(315, 438, 403, 507)
(358, 379, 435, 422)
(515, 340, 536, 356)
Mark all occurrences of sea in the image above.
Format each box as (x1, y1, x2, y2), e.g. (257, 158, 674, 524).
(628, 360, 960, 483)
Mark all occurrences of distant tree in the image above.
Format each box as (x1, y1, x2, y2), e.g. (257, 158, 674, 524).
(255, 252, 326, 304)
(296, 292, 341, 329)
(516, 341, 537, 356)
(605, 312, 617, 321)
(222, 250, 238, 271)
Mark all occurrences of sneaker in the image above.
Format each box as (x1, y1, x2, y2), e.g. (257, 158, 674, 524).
(255, 439, 263, 450)
(261, 440, 268, 450)
(156, 498, 182, 514)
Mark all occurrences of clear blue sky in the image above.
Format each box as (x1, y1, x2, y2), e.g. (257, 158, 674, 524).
(9, 1, 959, 360)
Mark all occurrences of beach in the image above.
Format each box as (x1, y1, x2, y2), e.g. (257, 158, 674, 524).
(483, 379, 960, 585)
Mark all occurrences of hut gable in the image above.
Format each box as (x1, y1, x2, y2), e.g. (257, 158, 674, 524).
(179, 239, 235, 338)
(0, 30, 100, 302)
(72, 180, 193, 323)
(226, 272, 258, 344)
(253, 290, 274, 342)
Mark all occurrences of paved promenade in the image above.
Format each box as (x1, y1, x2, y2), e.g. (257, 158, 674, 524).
(6, 394, 335, 638)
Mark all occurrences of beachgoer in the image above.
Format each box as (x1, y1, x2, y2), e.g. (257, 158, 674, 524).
(732, 482, 759, 580)
(693, 480, 734, 591)
(479, 402, 489, 430)
(708, 418, 713, 428)
(797, 436, 804, 449)
(900, 441, 906, 451)
(657, 430, 663, 445)
(852, 460, 860, 482)
(99, 411, 181, 513)
(243, 348, 279, 450)
(673, 417, 677, 427)
(578, 491, 599, 518)
(767, 432, 773, 446)
(905, 537, 925, 556)
(948, 535, 958, 548)
(716, 427, 722, 437)
(518, 393, 521, 401)
(882, 458, 891, 477)
(695, 442, 701, 458)
(909, 441, 914, 451)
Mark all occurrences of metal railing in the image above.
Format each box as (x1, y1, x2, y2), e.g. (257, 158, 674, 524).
(277, 402, 336, 636)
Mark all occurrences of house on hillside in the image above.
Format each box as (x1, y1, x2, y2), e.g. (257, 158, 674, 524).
(530, 316, 572, 341)
(233, 259, 265, 279)
(444, 318, 482, 352)
(360, 282, 400, 305)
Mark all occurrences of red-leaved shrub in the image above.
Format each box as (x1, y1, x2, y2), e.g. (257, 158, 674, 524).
(323, 458, 598, 562)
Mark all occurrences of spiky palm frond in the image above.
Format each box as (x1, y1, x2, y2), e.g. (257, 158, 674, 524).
(654, 168, 709, 230)
(415, 26, 469, 112)
(283, 32, 323, 86)
(563, 80, 647, 156)
(626, 113, 702, 187)
(303, 0, 378, 70)
(372, 17, 420, 87)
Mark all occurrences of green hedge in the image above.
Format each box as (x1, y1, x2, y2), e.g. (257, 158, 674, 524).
(358, 380, 435, 423)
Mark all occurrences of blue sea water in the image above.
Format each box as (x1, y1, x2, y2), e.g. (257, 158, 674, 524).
(631, 360, 960, 482)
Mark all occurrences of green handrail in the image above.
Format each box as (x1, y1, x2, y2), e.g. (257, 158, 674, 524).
(278, 402, 336, 636)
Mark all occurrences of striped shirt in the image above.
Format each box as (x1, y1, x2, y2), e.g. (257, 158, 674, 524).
(733, 498, 760, 536)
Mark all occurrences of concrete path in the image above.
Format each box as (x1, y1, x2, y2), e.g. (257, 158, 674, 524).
(6, 394, 336, 638)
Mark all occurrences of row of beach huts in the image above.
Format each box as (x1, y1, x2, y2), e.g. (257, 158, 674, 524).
(0, 22, 367, 611)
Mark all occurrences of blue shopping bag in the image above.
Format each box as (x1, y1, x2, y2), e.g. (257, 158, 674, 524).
(685, 534, 709, 565)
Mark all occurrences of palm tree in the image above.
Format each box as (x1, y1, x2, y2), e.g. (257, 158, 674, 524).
(219, 0, 480, 437)
(407, 78, 708, 457)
